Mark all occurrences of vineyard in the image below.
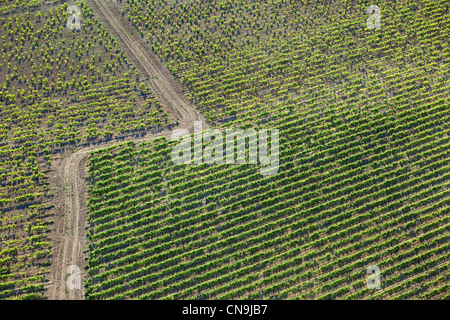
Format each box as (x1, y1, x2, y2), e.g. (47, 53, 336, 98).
(0, 1, 170, 299)
(83, 0, 449, 299)
(0, 0, 449, 300)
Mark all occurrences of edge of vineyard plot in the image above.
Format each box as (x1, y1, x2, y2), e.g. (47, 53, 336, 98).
(80, 0, 450, 300)
(85, 108, 448, 299)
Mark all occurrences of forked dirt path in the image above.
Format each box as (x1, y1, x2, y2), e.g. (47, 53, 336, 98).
(47, 0, 209, 300)
(49, 129, 173, 300)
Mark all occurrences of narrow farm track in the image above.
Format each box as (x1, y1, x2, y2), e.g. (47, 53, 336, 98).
(49, 129, 176, 300)
(49, 151, 89, 300)
(87, 0, 208, 126)
(48, 1, 209, 300)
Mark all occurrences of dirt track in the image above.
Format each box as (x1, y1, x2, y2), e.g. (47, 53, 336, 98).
(48, 130, 175, 300)
(48, 150, 89, 300)
(89, 0, 208, 126)
(47, 0, 208, 300)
